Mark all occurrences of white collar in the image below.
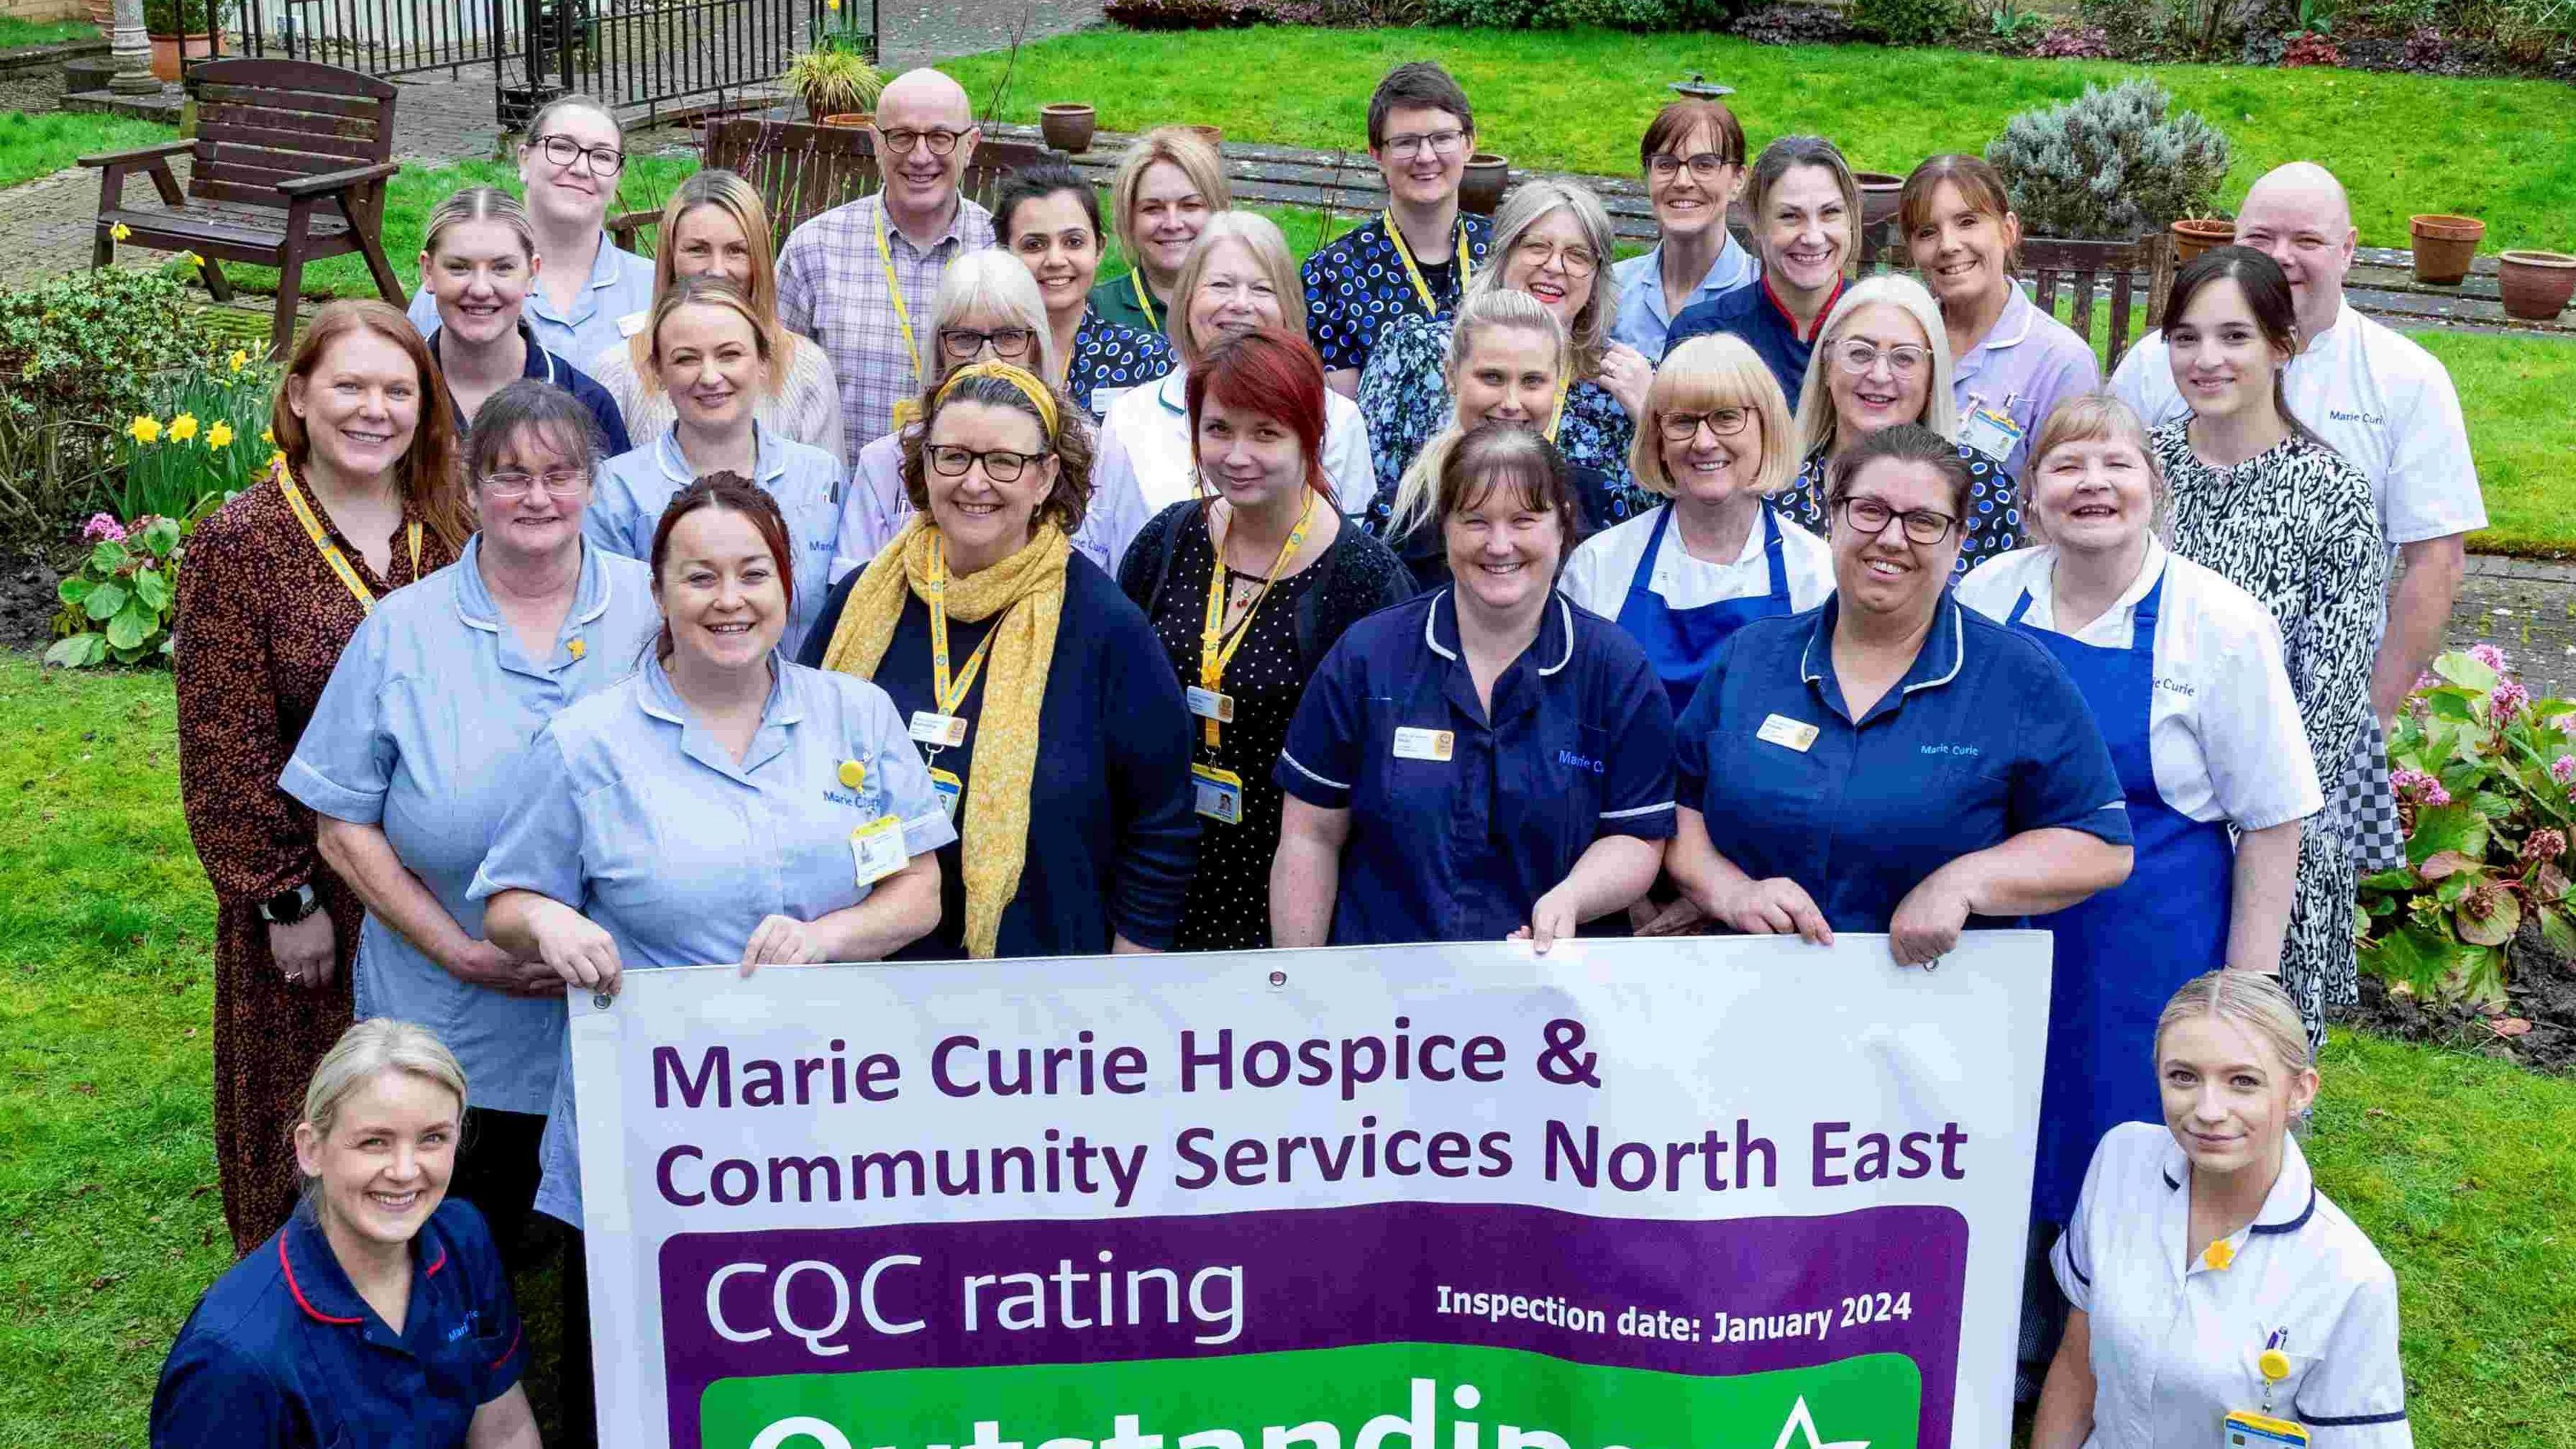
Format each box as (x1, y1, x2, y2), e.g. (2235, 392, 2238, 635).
(2017, 538, 2167, 633)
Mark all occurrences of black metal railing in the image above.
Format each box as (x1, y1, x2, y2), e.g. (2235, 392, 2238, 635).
(522, 0, 820, 124)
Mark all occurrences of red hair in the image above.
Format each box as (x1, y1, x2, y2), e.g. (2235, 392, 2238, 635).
(1186, 328, 1330, 499)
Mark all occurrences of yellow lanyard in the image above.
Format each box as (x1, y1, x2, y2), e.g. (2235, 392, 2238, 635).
(1384, 210, 1472, 313)
(1544, 372, 1572, 445)
(873, 205, 928, 388)
(925, 538, 1002, 717)
(278, 468, 420, 615)
(1129, 269, 1159, 333)
(1197, 494, 1316, 748)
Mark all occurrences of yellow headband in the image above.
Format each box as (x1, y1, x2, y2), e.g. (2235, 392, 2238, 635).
(934, 361, 1060, 437)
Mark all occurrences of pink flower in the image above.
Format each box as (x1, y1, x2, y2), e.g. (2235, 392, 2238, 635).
(2469, 643, 2509, 671)
(2523, 828, 2567, 865)
(2424, 780, 2453, 806)
(2391, 767, 2452, 807)
(2490, 680, 2532, 720)
(2412, 671, 2440, 692)
(2555, 756, 2576, 786)
(80, 513, 127, 543)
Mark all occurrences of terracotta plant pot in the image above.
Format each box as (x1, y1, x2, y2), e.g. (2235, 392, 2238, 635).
(2170, 217, 2233, 265)
(88, 0, 113, 28)
(148, 32, 217, 82)
(2408, 213, 2485, 285)
(1184, 124, 1222, 151)
(1038, 103, 1096, 154)
(1854, 170, 1904, 227)
(818, 111, 871, 128)
(2498, 250, 2576, 321)
(1460, 153, 1509, 217)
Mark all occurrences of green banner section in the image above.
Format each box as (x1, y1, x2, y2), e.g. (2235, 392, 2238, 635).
(698, 1342, 1920, 1449)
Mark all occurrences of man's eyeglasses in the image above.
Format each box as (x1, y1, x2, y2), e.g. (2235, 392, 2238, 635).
(1513, 237, 1599, 278)
(939, 327, 1036, 361)
(1658, 408, 1752, 442)
(1646, 152, 1739, 182)
(879, 127, 967, 156)
(928, 445, 1049, 483)
(1830, 340, 1931, 378)
(1381, 129, 1467, 162)
(479, 468, 590, 498)
(533, 134, 624, 176)
(1835, 494, 1957, 546)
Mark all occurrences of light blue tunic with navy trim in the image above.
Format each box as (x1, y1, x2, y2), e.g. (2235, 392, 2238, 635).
(280, 537, 659, 1115)
(588, 422, 847, 660)
(467, 653, 957, 1228)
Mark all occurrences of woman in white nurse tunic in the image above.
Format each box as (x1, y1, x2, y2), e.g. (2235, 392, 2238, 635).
(2036, 971, 2410, 1448)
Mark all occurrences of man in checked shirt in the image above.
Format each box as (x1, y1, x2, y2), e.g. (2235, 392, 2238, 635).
(779, 68, 999, 460)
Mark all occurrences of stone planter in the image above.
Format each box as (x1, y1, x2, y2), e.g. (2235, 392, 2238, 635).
(2498, 250, 2576, 321)
(2408, 213, 2485, 286)
(1854, 170, 1904, 227)
(1460, 153, 1509, 216)
(2170, 217, 2233, 265)
(1038, 103, 1095, 154)
(818, 111, 871, 128)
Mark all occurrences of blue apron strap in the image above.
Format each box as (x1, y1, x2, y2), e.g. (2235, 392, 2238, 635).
(1628, 504, 1677, 594)
(2129, 564, 2166, 652)
(1757, 503, 1790, 602)
(2004, 587, 2040, 628)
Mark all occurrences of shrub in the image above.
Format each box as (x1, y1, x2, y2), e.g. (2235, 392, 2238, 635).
(1852, 0, 1962, 43)
(2279, 28, 2347, 58)
(2359, 647, 2576, 1009)
(1729, 1, 1861, 42)
(1102, 0, 1263, 25)
(47, 514, 182, 668)
(2032, 21, 2114, 53)
(1421, 0, 1748, 28)
(1984, 77, 2233, 241)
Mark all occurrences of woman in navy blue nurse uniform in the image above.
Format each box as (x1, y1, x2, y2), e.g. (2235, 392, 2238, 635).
(1956, 395, 2318, 1229)
(152, 1019, 538, 1449)
(1271, 422, 1676, 949)
(1666, 423, 2133, 963)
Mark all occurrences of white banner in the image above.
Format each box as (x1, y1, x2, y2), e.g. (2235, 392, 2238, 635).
(570, 933, 2052, 1449)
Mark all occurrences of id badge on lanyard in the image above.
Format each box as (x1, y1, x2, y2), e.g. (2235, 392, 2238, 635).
(1191, 763, 1244, 824)
(1960, 397, 2025, 466)
(2222, 1411, 2308, 1447)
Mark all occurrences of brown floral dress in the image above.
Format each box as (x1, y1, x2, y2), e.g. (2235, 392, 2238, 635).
(173, 466, 454, 1255)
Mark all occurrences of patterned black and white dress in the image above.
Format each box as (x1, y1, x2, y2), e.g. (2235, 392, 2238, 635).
(2153, 421, 2385, 1043)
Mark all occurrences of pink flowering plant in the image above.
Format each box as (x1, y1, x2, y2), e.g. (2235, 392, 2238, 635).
(2358, 645, 2576, 1008)
(47, 512, 183, 667)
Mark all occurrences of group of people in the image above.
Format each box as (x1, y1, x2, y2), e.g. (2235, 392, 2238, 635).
(150, 58, 2472, 1449)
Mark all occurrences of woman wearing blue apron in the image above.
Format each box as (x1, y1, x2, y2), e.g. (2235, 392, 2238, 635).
(1562, 333, 1833, 715)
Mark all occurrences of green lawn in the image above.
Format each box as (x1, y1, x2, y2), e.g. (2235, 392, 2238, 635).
(945, 25, 2576, 256)
(0, 15, 99, 50)
(2, 651, 2573, 1444)
(2416, 330, 2576, 559)
(0, 110, 175, 191)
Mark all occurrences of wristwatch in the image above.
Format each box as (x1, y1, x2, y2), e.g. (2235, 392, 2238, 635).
(258, 883, 319, 926)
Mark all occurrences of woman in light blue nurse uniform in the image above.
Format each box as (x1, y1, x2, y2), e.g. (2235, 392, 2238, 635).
(588, 276, 846, 659)
(1955, 394, 2318, 1232)
(281, 380, 657, 1265)
(1560, 333, 1833, 715)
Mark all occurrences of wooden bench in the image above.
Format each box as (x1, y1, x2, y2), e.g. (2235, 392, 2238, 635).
(608, 117, 1060, 255)
(2021, 235, 2174, 368)
(80, 58, 403, 358)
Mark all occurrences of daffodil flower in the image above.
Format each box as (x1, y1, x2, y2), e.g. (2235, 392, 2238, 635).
(128, 415, 162, 443)
(261, 427, 274, 445)
(207, 421, 234, 449)
(178, 251, 203, 270)
(227, 349, 250, 374)
(110, 222, 131, 242)
(168, 413, 200, 443)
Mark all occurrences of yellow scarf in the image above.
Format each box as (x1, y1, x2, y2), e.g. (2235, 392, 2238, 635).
(818, 517, 1069, 958)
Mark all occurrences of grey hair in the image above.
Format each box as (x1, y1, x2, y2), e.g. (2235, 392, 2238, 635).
(925, 250, 1060, 398)
(1466, 179, 1618, 376)
(1168, 211, 1306, 367)
(1792, 272, 1960, 455)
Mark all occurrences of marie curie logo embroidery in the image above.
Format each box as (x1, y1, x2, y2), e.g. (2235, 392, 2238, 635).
(1558, 749, 1607, 775)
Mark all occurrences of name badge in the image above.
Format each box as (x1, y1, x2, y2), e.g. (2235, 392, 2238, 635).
(1185, 685, 1236, 724)
(1392, 727, 1455, 762)
(848, 814, 908, 886)
(1960, 403, 2025, 465)
(1756, 713, 1820, 752)
(2222, 1410, 2309, 1447)
(615, 309, 650, 339)
(1191, 763, 1244, 824)
(1089, 386, 1132, 417)
(910, 710, 969, 747)
(928, 766, 963, 822)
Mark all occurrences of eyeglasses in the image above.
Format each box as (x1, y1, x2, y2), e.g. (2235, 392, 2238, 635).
(1835, 494, 1957, 546)
(1380, 128, 1467, 161)
(478, 468, 589, 498)
(1512, 237, 1599, 278)
(1831, 340, 1931, 378)
(1658, 408, 1752, 442)
(939, 327, 1036, 361)
(928, 445, 1049, 482)
(533, 134, 625, 176)
(1646, 151, 1739, 182)
(879, 127, 967, 156)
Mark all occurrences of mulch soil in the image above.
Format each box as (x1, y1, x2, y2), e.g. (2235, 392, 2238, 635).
(0, 548, 64, 653)
(2348, 922, 2576, 1073)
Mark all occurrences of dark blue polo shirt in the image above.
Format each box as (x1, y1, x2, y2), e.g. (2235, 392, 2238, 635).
(1666, 275, 1846, 407)
(433, 320, 633, 455)
(151, 1199, 525, 1449)
(1277, 589, 1676, 945)
(1674, 593, 2129, 933)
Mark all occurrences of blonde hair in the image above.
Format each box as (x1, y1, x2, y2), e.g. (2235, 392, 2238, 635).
(1465, 180, 1618, 377)
(630, 170, 784, 376)
(643, 275, 786, 400)
(1168, 212, 1305, 368)
(2024, 391, 2169, 540)
(2155, 970, 2315, 1076)
(1793, 273, 1959, 455)
(1385, 289, 1566, 544)
(1108, 127, 1232, 267)
(1630, 333, 1798, 498)
(421, 185, 537, 265)
(297, 1019, 468, 1201)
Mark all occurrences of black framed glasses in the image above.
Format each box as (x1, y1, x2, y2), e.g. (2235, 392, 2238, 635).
(879, 127, 967, 156)
(1830, 339, 1931, 377)
(1658, 408, 1752, 442)
(479, 468, 589, 498)
(928, 445, 1050, 482)
(533, 133, 625, 176)
(1646, 151, 1740, 182)
(939, 327, 1036, 361)
(1835, 494, 1957, 546)
(1381, 128, 1467, 161)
